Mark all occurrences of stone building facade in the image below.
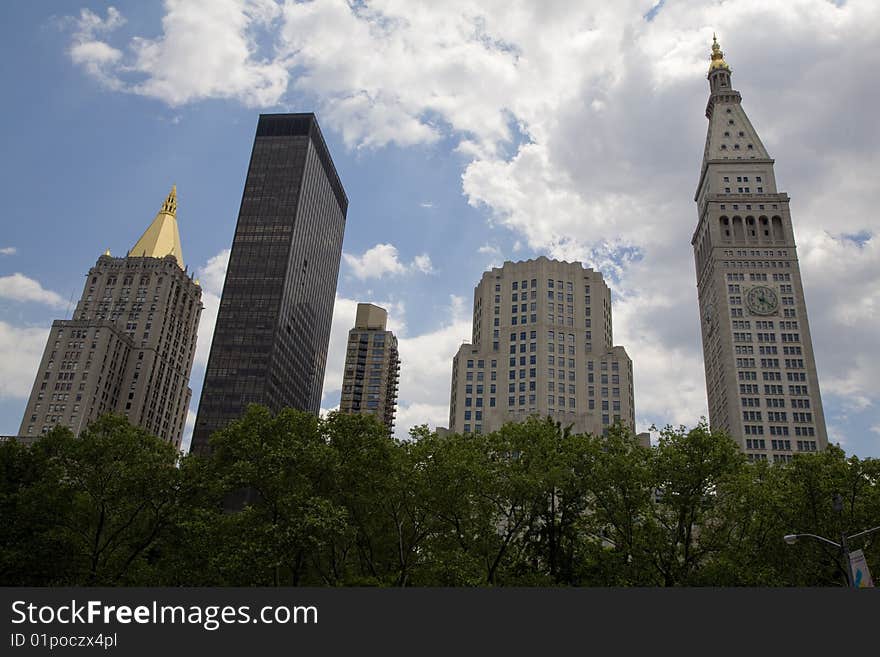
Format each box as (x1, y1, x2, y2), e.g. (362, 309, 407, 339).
(448, 258, 640, 438)
(692, 37, 827, 462)
(18, 186, 202, 449)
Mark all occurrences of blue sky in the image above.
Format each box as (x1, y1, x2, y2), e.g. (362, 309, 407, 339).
(1, 0, 878, 457)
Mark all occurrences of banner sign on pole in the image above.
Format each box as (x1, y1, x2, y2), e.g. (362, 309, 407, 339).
(849, 549, 874, 588)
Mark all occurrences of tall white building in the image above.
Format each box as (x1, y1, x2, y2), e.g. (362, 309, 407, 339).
(448, 257, 639, 438)
(692, 37, 828, 462)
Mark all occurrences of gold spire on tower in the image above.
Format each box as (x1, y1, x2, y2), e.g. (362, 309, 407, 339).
(709, 33, 730, 72)
(161, 184, 177, 216)
(129, 185, 185, 269)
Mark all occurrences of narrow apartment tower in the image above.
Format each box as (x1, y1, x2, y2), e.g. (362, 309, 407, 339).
(448, 257, 641, 439)
(18, 186, 202, 449)
(692, 37, 827, 462)
(191, 114, 347, 452)
(339, 303, 400, 432)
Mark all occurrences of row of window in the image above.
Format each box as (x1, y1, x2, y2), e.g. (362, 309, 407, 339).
(738, 393, 811, 408)
(735, 345, 802, 355)
(745, 438, 818, 451)
(723, 261, 792, 269)
(742, 410, 814, 422)
(494, 279, 577, 292)
(734, 357, 805, 368)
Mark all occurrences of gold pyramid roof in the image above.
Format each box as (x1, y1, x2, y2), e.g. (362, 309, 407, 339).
(130, 185, 184, 269)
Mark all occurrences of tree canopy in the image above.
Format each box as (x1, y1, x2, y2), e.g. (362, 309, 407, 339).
(1, 408, 877, 586)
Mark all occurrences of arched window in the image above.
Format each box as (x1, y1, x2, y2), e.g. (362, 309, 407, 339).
(771, 216, 784, 241)
(733, 216, 745, 241)
(745, 216, 757, 239)
(719, 216, 731, 239)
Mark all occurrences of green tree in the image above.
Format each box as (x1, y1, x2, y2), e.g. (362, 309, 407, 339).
(315, 412, 434, 585)
(171, 405, 348, 586)
(0, 416, 183, 585)
(707, 447, 880, 586)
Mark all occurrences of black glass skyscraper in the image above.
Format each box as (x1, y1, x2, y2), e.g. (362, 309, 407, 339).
(191, 114, 347, 452)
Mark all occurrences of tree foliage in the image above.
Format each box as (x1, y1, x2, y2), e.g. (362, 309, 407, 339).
(1, 408, 877, 586)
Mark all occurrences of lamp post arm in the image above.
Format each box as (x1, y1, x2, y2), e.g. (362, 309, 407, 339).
(846, 526, 880, 542)
(792, 533, 842, 549)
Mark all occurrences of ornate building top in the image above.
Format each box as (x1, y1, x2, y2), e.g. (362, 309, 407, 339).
(708, 34, 730, 73)
(129, 185, 184, 268)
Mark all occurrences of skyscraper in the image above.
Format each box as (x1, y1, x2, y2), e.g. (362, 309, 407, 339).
(339, 303, 400, 432)
(191, 113, 347, 452)
(448, 257, 641, 439)
(692, 37, 828, 462)
(18, 186, 202, 449)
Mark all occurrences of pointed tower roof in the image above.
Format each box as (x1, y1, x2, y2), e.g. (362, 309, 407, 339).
(698, 36, 770, 174)
(130, 185, 185, 269)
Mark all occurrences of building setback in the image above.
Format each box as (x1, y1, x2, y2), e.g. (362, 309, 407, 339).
(339, 303, 400, 432)
(191, 113, 347, 452)
(18, 186, 202, 449)
(692, 37, 828, 462)
(448, 258, 641, 438)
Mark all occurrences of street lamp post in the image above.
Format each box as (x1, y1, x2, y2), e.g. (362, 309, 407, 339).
(783, 493, 880, 587)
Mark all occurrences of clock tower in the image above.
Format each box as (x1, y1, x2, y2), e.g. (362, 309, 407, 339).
(692, 36, 828, 462)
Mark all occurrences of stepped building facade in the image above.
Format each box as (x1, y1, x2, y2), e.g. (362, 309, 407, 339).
(448, 258, 641, 438)
(692, 37, 827, 461)
(18, 186, 202, 449)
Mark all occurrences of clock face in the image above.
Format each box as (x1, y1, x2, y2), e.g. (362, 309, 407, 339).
(746, 285, 779, 315)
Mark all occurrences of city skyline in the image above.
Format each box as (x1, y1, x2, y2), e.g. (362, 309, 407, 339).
(0, 2, 877, 456)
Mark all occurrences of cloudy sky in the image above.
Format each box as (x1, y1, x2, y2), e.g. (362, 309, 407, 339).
(1, 0, 877, 456)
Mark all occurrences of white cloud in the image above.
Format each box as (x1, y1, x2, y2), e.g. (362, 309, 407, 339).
(478, 243, 503, 268)
(0, 273, 66, 308)
(412, 253, 434, 275)
(198, 248, 231, 294)
(180, 408, 196, 454)
(419, 202, 435, 209)
(343, 244, 405, 279)
(66, 1, 289, 107)
(393, 295, 470, 436)
(342, 243, 434, 280)
(0, 321, 49, 399)
(66, 6, 125, 88)
(320, 404, 340, 417)
(0, 247, 17, 256)
(396, 402, 450, 436)
(795, 231, 880, 413)
(193, 249, 230, 368)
